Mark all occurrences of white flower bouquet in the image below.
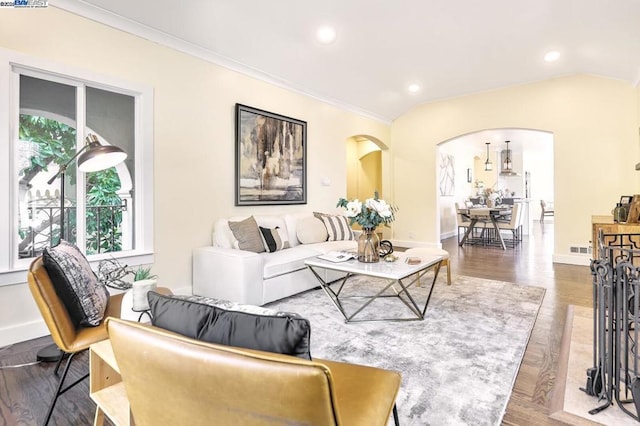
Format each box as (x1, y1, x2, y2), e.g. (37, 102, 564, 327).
(337, 192, 397, 230)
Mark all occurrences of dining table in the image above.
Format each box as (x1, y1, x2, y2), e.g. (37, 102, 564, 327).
(458, 207, 513, 250)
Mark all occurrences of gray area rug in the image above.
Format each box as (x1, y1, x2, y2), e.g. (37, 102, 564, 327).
(266, 273, 545, 426)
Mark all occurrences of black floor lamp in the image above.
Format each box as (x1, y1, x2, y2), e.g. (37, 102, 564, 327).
(37, 134, 127, 362)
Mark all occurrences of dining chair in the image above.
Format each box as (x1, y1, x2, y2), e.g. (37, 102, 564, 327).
(540, 200, 554, 223)
(498, 203, 522, 246)
(455, 202, 472, 243)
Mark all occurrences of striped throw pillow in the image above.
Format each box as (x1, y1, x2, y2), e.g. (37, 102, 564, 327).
(259, 226, 290, 252)
(319, 214, 355, 241)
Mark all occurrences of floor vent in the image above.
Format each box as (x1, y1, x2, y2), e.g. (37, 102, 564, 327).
(569, 245, 592, 255)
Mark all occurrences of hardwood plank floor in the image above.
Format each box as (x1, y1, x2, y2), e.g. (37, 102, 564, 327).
(442, 221, 592, 426)
(0, 220, 589, 425)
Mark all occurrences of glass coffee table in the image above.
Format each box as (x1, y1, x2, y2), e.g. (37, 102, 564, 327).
(305, 254, 443, 323)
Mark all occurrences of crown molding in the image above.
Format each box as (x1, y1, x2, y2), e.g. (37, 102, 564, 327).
(50, 1, 391, 125)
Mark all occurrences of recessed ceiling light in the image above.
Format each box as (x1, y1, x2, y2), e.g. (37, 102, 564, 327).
(408, 84, 421, 94)
(316, 26, 337, 44)
(544, 50, 560, 62)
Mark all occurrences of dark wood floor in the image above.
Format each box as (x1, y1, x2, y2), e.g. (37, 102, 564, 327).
(0, 220, 588, 425)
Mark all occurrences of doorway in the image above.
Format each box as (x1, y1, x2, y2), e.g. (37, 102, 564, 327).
(346, 135, 389, 235)
(436, 128, 554, 246)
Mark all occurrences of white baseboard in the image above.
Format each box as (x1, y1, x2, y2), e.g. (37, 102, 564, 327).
(552, 254, 591, 266)
(1, 285, 194, 347)
(440, 230, 457, 240)
(0, 320, 49, 348)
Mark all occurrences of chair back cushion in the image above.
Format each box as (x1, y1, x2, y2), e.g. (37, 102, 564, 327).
(43, 240, 108, 327)
(28, 256, 78, 351)
(148, 292, 312, 359)
(108, 318, 341, 425)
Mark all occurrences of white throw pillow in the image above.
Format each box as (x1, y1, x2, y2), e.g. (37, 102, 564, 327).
(296, 216, 328, 244)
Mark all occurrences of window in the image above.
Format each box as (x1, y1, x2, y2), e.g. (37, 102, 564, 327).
(0, 48, 154, 285)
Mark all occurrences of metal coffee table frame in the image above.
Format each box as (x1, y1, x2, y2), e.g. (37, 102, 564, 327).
(305, 255, 442, 323)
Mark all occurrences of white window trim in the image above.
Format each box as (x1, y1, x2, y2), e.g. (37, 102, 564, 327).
(0, 47, 154, 286)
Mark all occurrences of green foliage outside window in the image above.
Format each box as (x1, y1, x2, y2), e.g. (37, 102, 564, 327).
(18, 115, 124, 255)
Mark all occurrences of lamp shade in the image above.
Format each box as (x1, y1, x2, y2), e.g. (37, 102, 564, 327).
(77, 135, 127, 172)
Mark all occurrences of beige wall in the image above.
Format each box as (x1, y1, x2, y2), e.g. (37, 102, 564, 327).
(391, 74, 640, 259)
(357, 151, 382, 201)
(0, 7, 390, 345)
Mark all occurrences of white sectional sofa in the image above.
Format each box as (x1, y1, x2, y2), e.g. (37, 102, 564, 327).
(192, 212, 357, 305)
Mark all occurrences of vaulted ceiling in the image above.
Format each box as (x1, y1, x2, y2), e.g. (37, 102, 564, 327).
(57, 0, 640, 123)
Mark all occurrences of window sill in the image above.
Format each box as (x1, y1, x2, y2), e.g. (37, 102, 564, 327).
(0, 251, 155, 287)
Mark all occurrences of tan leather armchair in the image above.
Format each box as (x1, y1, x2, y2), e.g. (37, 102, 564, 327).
(28, 256, 170, 425)
(107, 318, 402, 425)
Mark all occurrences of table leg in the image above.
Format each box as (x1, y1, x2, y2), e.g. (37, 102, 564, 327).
(459, 218, 478, 246)
(308, 265, 350, 319)
(491, 216, 506, 250)
(307, 261, 441, 322)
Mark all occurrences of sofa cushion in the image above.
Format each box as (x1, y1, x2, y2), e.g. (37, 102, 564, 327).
(296, 216, 328, 244)
(261, 245, 324, 279)
(43, 240, 109, 327)
(316, 213, 355, 241)
(228, 216, 265, 253)
(259, 226, 290, 252)
(148, 292, 311, 360)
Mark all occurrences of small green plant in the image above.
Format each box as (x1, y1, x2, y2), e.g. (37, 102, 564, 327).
(133, 265, 157, 281)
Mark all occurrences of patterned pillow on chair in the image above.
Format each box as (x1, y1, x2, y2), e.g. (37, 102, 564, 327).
(43, 240, 109, 327)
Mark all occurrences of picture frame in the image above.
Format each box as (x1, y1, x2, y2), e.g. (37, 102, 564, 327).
(620, 195, 632, 205)
(235, 104, 307, 206)
(467, 168, 472, 183)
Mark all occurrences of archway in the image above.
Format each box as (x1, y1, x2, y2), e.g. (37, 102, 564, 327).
(346, 134, 390, 235)
(436, 128, 554, 243)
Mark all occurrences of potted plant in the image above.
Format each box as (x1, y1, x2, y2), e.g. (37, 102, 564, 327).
(133, 265, 157, 282)
(130, 265, 158, 312)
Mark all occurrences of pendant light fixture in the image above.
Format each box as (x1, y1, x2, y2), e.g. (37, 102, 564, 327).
(484, 142, 493, 171)
(503, 140, 513, 172)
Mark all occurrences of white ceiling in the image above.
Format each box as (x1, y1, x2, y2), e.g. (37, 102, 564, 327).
(56, 0, 640, 123)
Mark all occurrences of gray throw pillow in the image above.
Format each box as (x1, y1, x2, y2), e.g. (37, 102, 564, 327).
(43, 240, 109, 327)
(228, 216, 265, 253)
(148, 292, 312, 360)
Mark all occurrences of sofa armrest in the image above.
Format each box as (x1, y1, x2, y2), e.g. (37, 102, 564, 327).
(192, 247, 264, 305)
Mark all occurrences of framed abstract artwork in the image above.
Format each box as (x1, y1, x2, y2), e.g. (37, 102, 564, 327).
(439, 153, 455, 196)
(235, 104, 307, 205)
